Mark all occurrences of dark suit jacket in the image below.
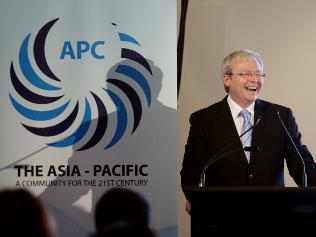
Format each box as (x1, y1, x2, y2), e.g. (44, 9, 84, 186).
(181, 97, 316, 190)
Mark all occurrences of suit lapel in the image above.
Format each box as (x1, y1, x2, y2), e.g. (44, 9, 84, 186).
(249, 99, 265, 166)
(218, 97, 249, 167)
(217, 97, 239, 143)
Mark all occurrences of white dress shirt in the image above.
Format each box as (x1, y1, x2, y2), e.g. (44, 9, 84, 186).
(227, 95, 255, 136)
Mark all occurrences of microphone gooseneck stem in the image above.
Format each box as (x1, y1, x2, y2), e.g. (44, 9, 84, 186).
(276, 111, 307, 187)
(198, 173, 205, 188)
(198, 117, 261, 188)
(198, 147, 250, 187)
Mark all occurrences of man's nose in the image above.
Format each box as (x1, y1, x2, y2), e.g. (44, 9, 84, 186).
(248, 73, 258, 81)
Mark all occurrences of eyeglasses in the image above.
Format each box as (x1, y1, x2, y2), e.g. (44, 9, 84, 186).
(227, 72, 266, 80)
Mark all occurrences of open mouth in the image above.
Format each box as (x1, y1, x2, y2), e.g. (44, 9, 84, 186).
(246, 86, 257, 92)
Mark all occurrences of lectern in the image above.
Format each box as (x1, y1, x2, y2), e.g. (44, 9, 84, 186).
(184, 187, 316, 236)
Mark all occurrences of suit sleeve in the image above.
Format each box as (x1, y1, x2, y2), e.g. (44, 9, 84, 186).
(283, 108, 316, 186)
(180, 112, 209, 194)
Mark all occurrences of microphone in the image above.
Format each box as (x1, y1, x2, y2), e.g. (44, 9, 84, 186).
(275, 110, 307, 187)
(198, 116, 261, 187)
(244, 146, 259, 152)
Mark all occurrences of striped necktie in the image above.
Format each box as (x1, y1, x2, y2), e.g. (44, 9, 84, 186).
(240, 109, 252, 162)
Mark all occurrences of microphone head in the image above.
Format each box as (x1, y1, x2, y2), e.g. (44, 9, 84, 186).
(244, 146, 259, 152)
(256, 115, 262, 124)
(240, 115, 262, 138)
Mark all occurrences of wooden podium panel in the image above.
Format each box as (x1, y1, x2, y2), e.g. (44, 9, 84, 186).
(184, 187, 316, 236)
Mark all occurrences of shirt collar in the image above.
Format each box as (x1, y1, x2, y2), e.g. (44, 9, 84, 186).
(227, 95, 255, 120)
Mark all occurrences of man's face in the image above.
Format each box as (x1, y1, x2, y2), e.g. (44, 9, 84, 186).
(223, 57, 263, 108)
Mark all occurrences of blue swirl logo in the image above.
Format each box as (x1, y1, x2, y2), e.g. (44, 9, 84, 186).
(9, 18, 153, 151)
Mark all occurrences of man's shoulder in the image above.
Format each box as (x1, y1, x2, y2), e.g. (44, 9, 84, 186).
(256, 99, 291, 113)
(190, 99, 226, 121)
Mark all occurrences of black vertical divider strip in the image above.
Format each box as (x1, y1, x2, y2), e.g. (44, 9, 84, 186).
(177, 0, 189, 100)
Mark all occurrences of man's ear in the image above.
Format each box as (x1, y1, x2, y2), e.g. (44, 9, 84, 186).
(223, 74, 231, 88)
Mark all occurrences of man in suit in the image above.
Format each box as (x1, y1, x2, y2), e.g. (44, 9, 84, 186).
(181, 49, 316, 195)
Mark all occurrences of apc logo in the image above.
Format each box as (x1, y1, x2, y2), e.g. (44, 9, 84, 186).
(9, 18, 153, 151)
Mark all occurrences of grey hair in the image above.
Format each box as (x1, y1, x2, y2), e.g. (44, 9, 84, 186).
(222, 49, 264, 92)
